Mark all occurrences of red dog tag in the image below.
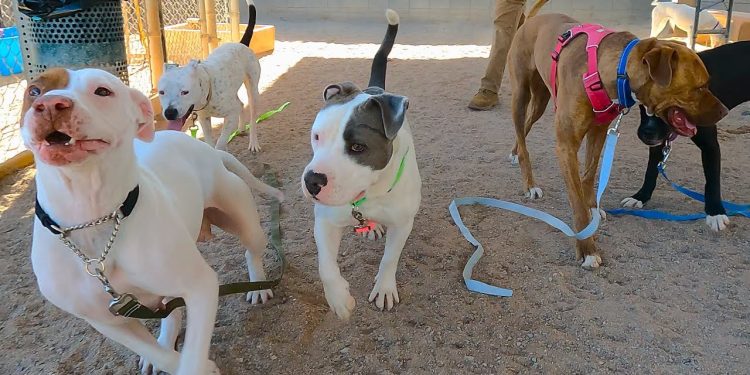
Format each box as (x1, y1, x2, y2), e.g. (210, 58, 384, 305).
(354, 220, 377, 234)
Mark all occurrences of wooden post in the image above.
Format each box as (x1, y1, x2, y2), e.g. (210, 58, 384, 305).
(197, 0, 210, 59)
(205, 0, 219, 51)
(144, 0, 165, 92)
(229, 0, 241, 42)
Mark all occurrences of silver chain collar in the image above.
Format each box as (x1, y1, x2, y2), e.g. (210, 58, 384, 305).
(56, 210, 125, 300)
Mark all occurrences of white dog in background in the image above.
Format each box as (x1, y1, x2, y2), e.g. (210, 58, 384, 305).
(158, 0, 263, 151)
(651, 0, 725, 47)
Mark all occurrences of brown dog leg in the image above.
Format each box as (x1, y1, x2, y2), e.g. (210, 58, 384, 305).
(581, 125, 608, 220)
(511, 73, 544, 199)
(555, 117, 602, 269)
(510, 72, 550, 165)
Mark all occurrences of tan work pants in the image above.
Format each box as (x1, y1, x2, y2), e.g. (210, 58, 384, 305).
(480, 0, 527, 93)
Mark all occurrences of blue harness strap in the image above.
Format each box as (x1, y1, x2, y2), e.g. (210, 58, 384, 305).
(607, 165, 750, 220)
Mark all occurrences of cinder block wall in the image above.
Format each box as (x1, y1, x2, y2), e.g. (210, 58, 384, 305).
(247, 0, 652, 24)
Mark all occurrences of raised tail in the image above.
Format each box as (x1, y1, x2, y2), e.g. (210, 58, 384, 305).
(219, 151, 285, 202)
(239, 0, 257, 46)
(368, 9, 399, 89)
(527, 0, 550, 18)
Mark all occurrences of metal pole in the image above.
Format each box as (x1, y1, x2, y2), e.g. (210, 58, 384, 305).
(725, 0, 734, 43)
(691, 0, 702, 50)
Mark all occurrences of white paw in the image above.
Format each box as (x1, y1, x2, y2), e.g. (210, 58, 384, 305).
(246, 289, 274, 305)
(248, 137, 261, 153)
(357, 223, 385, 240)
(324, 279, 356, 320)
(620, 197, 643, 208)
(368, 272, 400, 311)
(591, 207, 606, 221)
(581, 255, 602, 270)
(207, 360, 221, 375)
(705, 214, 729, 232)
(508, 153, 519, 165)
(138, 356, 161, 375)
(525, 187, 543, 199)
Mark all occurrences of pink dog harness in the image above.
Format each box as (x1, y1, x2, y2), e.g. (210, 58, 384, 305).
(550, 24, 623, 124)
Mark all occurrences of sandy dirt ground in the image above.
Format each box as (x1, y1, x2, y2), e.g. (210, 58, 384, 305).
(1, 16, 749, 375)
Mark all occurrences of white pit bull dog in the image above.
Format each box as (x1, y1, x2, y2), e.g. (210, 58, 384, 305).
(301, 10, 421, 320)
(158, 0, 262, 152)
(21, 67, 282, 374)
(651, 0, 725, 48)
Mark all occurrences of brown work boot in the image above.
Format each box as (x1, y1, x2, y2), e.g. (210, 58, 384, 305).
(468, 89, 499, 110)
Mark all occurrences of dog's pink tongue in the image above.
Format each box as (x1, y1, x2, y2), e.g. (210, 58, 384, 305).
(167, 119, 186, 131)
(668, 108, 697, 138)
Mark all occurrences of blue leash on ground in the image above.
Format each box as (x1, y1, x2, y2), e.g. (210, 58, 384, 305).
(606, 164, 750, 220)
(448, 113, 625, 297)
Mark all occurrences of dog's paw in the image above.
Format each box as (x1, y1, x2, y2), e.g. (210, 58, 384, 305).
(215, 142, 229, 152)
(248, 138, 261, 153)
(368, 272, 399, 311)
(591, 207, 606, 221)
(246, 289, 274, 305)
(324, 279, 356, 320)
(357, 223, 385, 241)
(581, 254, 602, 270)
(525, 187, 543, 199)
(706, 214, 729, 232)
(508, 153, 519, 165)
(620, 197, 643, 208)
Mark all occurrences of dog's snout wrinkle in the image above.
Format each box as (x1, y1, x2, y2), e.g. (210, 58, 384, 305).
(304, 170, 328, 196)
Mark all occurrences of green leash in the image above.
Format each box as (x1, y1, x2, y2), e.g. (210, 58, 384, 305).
(111, 164, 285, 319)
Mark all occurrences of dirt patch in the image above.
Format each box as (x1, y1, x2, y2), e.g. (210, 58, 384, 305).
(1, 23, 749, 375)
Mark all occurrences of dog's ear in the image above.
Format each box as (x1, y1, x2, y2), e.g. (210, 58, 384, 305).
(130, 88, 155, 142)
(366, 93, 409, 140)
(323, 82, 361, 102)
(642, 45, 676, 87)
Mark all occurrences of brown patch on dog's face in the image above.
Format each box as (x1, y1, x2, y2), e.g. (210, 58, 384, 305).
(20, 68, 70, 126)
(629, 38, 727, 127)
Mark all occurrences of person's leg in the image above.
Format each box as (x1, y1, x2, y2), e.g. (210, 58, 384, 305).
(469, 0, 527, 110)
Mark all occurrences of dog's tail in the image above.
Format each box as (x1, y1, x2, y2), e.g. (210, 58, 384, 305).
(368, 9, 399, 89)
(527, 0, 549, 18)
(239, 0, 257, 46)
(219, 151, 285, 202)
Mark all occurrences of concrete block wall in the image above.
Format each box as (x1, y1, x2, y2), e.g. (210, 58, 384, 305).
(249, 0, 652, 24)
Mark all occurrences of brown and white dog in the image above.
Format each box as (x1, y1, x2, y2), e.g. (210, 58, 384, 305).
(506, 0, 727, 269)
(21, 67, 282, 374)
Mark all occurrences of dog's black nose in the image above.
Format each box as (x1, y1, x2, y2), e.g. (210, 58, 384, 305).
(164, 107, 178, 120)
(304, 170, 327, 196)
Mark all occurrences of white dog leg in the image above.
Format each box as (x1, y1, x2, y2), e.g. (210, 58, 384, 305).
(198, 112, 215, 147)
(215, 111, 240, 151)
(368, 218, 413, 311)
(244, 77, 261, 153)
(88, 319, 181, 374)
(140, 306, 183, 373)
(175, 272, 220, 375)
(314, 218, 356, 320)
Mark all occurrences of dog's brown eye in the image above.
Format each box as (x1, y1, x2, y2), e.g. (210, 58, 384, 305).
(350, 143, 366, 153)
(94, 87, 112, 97)
(313, 134, 319, 141)
(28, 86, 41, 97)
(181, 90, 189, 96)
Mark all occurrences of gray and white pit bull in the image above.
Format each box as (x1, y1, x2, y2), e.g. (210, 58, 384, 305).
(158, 0, 262, 152)
(301, 9, 422, 320)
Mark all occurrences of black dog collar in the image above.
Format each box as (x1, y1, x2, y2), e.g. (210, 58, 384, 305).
(35, 185, 140, 235)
